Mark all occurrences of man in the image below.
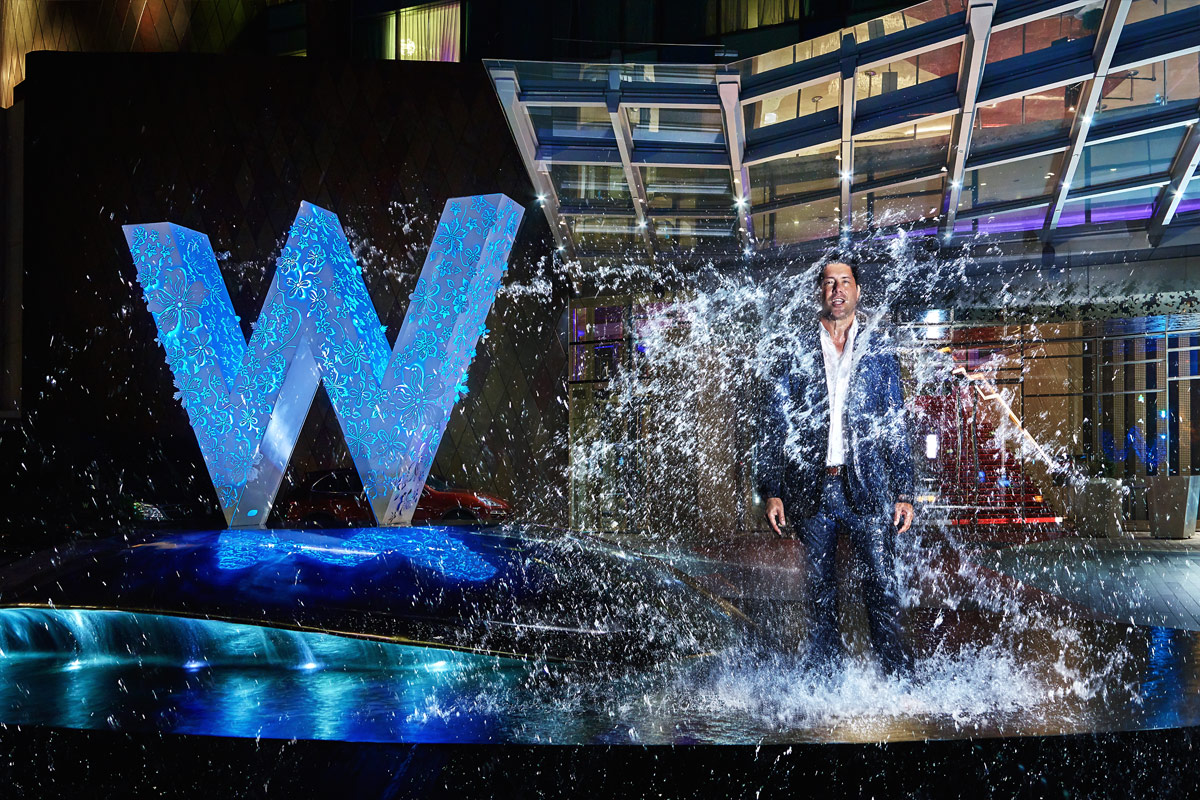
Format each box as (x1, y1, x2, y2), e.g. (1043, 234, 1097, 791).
(758, 255, 915, 676)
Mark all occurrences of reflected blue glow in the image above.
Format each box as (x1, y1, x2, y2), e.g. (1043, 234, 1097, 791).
(0, 609, 519, 743)
(214, 528, 497, 581)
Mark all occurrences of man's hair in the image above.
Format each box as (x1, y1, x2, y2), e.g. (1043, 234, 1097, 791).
(815, 250, 862, 290)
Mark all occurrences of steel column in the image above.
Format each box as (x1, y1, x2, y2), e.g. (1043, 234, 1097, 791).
(941, 0, 996, 240)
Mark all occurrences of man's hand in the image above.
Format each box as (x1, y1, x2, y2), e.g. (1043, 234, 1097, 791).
(765, 497, 787, 536)
(893, 502, 914, 534)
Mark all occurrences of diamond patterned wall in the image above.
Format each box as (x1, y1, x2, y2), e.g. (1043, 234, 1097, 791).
(6, 52, 568, 539)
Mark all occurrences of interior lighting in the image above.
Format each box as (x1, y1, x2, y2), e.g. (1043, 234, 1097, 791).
(925, 433, 939, 459)
(734, 196, 747, 208)
(839, 171, 851, 182)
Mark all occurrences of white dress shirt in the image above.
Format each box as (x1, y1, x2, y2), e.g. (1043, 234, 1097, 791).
(819, 318, 858, 466)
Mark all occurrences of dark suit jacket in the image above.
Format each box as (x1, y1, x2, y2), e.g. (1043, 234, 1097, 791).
(757, 314, 914, 519)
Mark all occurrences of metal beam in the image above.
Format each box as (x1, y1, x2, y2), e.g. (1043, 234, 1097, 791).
(839, 33, 857, 236)
(1149, 119, 1200, 245)
(608, 68, 656, 258)
(490, 69, 575, 256)
(1043, 0, 1133, 234)
(941, 0, 996, 241)
(718, 74, 753, 251)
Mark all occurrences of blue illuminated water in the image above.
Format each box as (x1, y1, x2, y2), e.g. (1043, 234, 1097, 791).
(2, 608, 1199, 744)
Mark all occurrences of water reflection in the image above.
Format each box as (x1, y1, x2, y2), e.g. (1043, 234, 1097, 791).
(3, 608, 1200, 744)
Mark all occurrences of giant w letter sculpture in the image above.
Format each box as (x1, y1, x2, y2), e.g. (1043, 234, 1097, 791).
(123, 195, 523, 528)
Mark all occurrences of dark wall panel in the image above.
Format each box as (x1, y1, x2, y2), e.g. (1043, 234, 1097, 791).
(3, 51, 568, 541)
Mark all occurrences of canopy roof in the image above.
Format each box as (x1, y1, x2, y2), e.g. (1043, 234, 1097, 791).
(487, 0, 1200, 260)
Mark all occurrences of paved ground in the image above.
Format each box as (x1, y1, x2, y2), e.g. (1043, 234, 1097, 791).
(626, 530, 1200, 634)
(968, 534, 1200, 631)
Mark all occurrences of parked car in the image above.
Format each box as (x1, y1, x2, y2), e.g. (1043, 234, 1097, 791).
(278, 469, 510, 528)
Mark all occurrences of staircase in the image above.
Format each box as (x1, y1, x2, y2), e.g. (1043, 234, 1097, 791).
(911, 393, 1071, 544)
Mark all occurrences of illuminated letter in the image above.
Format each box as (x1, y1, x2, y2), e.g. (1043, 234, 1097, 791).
(124, 196, 523, 527)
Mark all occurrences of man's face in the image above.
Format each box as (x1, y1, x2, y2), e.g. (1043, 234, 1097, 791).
(820, 262, 859, 321)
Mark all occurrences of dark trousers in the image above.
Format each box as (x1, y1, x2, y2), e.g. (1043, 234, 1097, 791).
(800, 474, 911, 674)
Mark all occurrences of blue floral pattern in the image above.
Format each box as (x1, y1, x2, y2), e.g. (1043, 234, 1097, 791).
(124, 194, 522, 527)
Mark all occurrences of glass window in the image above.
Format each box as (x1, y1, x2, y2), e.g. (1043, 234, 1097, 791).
(506, 61, 718, 86)
(571, 304, 625, 343)
(1178, 177, 1200, 216)
(570, 341, 626, 382)
(852, 0, 965, 44)
(395, 1, 460, 62)
(528, 107, 615, 144)
(550, 165, 632, 210)
(1096, 53, 1200, 124)
(748, 142, 840, 205)
(1128, 0, 1200, 24)
(971, 87, 1075, 158)
(626, 107, 725, 147)
(744, 32, 841, 77)
(1061, 186, 1160, 227)
(966, 205, 1050, 235)
(985, 10, 1098, 65)
(744, 77, 840, 130)
(641, 167, 735, 212)
(958, 153, 1062, 211)
(653, 217, 740, 252)
(1078, 127, 1186, 189)
(565, 216, 642, 253)
(752, 197, 841, 245)
(855, 43, 961, 102)
(854, 117, 954, 183)
(852, 176, 945, 230)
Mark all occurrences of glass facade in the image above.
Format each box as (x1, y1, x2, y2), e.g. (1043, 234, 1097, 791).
(985, 10, 1098, 65)
(488, 0, 1200, 257)
(627, 107, 725, 146)
(744, 78, 841, 130)
(854, 118, 954, 183)
(653, 217, 740, 253)
(852, 0, 965, 43)
(565, 216, 642, 252)
(641, 167, 736, 212)
(753, 197, 841, 245)
(1060, 186, 1160, 227)
(971, 87, 1075, 158)
(1076, 127, 1185, 189)
(852, 175, 944, 230)
(747, 142, 841, 205)
(854, 43, 962, 102)
(1094, 52, 1200, 124)
(958, 153, 1061, 211)
(529, 107, 616, 144)
(551, 165, 633, 210)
